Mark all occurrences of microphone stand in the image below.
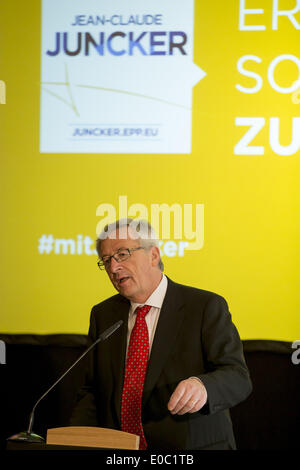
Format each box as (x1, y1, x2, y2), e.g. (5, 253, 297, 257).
(7, 320, 123, 443)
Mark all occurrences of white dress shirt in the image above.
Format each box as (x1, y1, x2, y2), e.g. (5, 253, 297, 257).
(126, 274, 168, 356)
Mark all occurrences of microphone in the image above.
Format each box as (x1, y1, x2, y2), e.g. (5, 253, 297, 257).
(7, 320, 123, 443)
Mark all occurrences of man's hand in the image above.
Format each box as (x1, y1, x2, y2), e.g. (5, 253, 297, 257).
(167, 378, 208, 415)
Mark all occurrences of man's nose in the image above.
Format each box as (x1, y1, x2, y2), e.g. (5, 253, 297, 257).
(109, 256, 122, 272)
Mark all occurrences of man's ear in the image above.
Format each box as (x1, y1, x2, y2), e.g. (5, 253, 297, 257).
(151, 246, 161, 267)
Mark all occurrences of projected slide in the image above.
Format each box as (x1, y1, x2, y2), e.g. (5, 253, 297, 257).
(40, 0, 205, 154)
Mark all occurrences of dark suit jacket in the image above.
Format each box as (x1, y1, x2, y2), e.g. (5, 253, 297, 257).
(70, 277, 252, 450)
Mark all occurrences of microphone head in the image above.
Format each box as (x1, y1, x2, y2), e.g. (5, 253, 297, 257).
(99, 320, 123, 341)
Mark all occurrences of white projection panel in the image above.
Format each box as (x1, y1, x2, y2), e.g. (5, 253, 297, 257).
(40, 0, 204, 154)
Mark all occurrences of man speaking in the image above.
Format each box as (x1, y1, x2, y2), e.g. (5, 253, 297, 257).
(70, 218, 252, 450)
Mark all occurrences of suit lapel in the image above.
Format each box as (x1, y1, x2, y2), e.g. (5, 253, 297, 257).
(108, 295, 130, 425)
(143, 278, 185, 405)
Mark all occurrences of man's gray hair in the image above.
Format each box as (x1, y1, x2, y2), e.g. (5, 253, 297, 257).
(96, 218, 164, 271)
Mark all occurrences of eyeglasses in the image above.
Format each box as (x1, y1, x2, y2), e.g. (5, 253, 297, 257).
(97, 247, 145, 270)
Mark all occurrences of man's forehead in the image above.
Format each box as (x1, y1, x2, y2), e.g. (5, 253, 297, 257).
(100, 227, 139, 253)
(107, 226, 138, 240)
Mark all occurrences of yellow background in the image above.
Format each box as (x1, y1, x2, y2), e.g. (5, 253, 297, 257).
(0, 1, 299, 339)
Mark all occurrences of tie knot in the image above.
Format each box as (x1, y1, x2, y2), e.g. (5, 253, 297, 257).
(135, 304, 151, 318)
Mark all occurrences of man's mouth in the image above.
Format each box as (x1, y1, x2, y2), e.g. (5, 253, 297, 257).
(117, 276, 131, 286)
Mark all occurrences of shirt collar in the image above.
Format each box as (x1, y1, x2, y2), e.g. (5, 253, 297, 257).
(129, 274, 168, 315)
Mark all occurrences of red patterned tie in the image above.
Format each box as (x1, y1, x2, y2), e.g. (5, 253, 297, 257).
(121, 304, 151, 450)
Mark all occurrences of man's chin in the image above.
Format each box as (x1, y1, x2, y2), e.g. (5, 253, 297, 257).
(115, 277, 134, 296)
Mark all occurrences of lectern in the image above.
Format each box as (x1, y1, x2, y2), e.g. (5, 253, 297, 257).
(7, 426, 139, 451)
(46, 426, 139, 450)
